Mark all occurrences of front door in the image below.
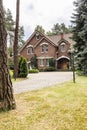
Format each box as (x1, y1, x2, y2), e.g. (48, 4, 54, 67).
(57, 58, 69, 70)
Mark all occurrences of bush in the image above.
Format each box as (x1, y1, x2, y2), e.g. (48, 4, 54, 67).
(49, 59, 55, 67)
(8, 57, 14, 70)
(45, 67, 55, 71)
(29, 69, 39, 73)
(30, 54, 38, 69)
(18, 56, 28, 78)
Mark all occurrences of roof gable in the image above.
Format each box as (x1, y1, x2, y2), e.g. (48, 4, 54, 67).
(19, 31, 57, 53)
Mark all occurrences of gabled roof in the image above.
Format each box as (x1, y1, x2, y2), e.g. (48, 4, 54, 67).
(19, 31, 36, 53)
(48, 33, 75, 45)
(19, 31, 75, 53)
(19, 31, 57, 53)
(34, 34, 57, 48)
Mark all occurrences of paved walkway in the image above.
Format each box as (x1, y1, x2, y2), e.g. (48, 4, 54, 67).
(13, 72, 73, 94)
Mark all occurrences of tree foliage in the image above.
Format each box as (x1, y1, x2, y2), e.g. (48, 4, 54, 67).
(5, 9, 15, 31)
(72, 0, 87, 75)
(35, 25, 45, 34)
(18, 56, 28, 78)
(5, 8, 25, 49)
(47, 23, 71, 35)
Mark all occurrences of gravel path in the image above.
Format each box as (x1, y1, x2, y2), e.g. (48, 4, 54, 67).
(13, 72, 73, 94)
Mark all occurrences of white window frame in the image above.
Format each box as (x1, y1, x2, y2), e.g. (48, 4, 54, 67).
(45, 45, 48, 52)
(46, 59, 49, 66)
(61, 42, 66, 52)
(40, 59, 44, 66)
(27, 47, 34, 55)
(41, 45, 44, 53)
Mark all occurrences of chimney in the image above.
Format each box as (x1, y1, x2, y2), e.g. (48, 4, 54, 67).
(61, 32, 64, 39)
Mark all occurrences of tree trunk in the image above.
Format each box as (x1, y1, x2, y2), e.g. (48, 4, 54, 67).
(0, 0, 16, 111)
(13, 0, 20, 79)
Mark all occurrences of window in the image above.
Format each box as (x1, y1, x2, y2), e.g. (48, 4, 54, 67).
(61, 42, 65, 52)
(40, 59, 44, 66)
(41, 43, 48, 53)
(36, 33, 40, 40)
(45, 45, 48, 52)
(41, 45, 44, 53)
(46, 59, 49, 66)
(27, 47, 34, 54)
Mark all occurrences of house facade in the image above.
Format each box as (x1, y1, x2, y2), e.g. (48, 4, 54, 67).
(19, 31, 75, 70)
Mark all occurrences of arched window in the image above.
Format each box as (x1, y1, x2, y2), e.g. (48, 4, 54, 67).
(61, 42, 66, 52)
(27, 45, 34, 55)
(40, 42, 48, 53)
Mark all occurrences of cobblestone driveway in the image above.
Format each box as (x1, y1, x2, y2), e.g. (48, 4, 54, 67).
(13, 72, 73, 94)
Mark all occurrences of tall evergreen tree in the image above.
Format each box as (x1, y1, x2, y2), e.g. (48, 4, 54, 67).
(13, 0, 20, 79)
(72, 0, 87, 75)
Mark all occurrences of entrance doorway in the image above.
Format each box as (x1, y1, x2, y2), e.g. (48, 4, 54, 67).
(57, 58, 69, 70)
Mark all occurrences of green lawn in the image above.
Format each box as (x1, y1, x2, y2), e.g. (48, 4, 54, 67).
(0, 76, 87, 130)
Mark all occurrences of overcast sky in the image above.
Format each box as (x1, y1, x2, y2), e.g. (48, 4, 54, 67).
(3, 0, 75, 40)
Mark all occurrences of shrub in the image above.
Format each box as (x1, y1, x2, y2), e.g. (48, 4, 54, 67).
(45, 67, 55, 71)
(49, 59, 55, 67)
(29, 69, 39, 73)
(18, 56, 28, 78)
(30, 54, 38, 69)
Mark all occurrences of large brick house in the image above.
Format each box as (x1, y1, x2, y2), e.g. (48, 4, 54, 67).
(19, 31, 75, 70)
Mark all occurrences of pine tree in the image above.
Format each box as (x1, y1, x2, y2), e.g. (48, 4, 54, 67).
(0, 0, 16, 111)
(72, 0, 87, 75)
(13, 0, 20, 79)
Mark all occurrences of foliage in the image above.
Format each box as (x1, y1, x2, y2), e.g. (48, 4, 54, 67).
(47, 23, 71, 35)
(8, 57, 14, 70)
(29, 69, 39, 73)
(30, 54, 38, 69)
(49, 58, 55, 67)
(18, 26, 25, 48)
(45, 67, 55, 71)
(35, 25, 45, 34)
(5, 8, 25, 49)
(0, 76, 87, 129)
(5, 9, 15, 31)
(18, 56, 28, 78)
(72, 0, 87, 75)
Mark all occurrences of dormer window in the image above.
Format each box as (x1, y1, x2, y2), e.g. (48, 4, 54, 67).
(36, 32, 40, 40)
(61, 42, 66, 52)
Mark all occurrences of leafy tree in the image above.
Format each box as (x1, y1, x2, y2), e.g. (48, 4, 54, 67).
(72, 0, 87, 75)
(18, 56, 28, 78)
(47, 23, 71, 35)
(35, 25, 45, 34)
(0, 0, 16, 111)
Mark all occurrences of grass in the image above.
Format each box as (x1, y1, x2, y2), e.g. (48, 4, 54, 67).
(0, 76, 87, 130)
